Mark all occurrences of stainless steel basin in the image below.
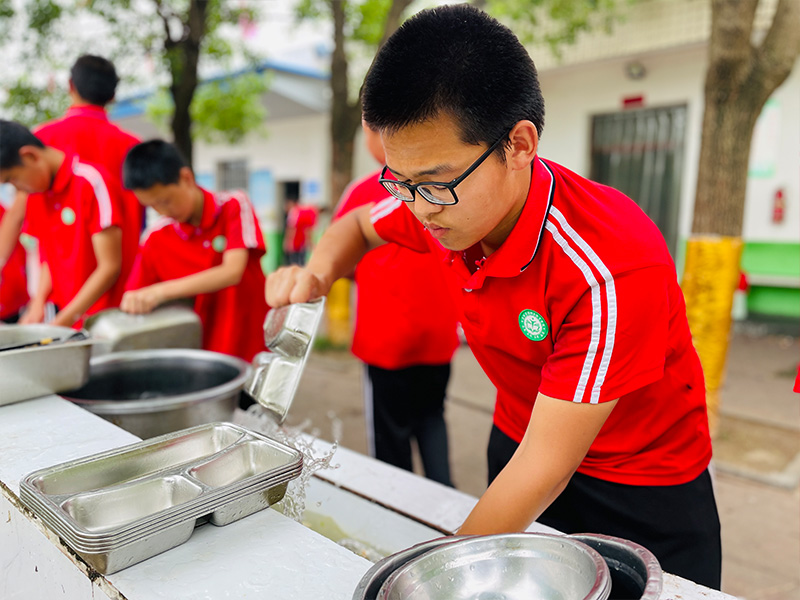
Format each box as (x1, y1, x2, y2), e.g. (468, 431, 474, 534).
(377, 533, 611, 600)
(61, 349, 251, 438)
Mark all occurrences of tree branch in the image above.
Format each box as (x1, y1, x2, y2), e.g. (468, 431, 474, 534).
(752, 0, 800, 96)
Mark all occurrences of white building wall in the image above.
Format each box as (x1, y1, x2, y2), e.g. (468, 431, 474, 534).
(536, 42, 799, 246)
(193, 113, 330, 232)
(742, 68, 799, 243)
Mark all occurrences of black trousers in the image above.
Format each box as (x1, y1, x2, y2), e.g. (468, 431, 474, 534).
(365, 363, 453, 486)
(487, 424, 722, 589)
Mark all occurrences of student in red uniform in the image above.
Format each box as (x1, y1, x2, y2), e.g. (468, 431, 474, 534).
(283, 199, 318, 266)
(0, 55, 141, 283)
(0, 121, 130, 328)
(0, 203, 29, 323)
(265, 5, 721, 589)
(334, 120, 460, 485)
(121, 140, 269, 362)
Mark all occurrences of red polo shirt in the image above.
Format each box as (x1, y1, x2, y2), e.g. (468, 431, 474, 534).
(34, 104, 143, 238)
(286, 205, 318, 252)
(370, 156, 711, 486)
(26, 155, 134, 321)
(334, 171, 459, 369)
(125, 188, 269, 362)
(0, 203, 29, 320)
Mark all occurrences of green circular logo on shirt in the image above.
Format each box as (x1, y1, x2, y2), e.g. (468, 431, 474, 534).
(61, 207, 76, 226)
(519, 309, 548, 341)
(212, 235, 227, 253)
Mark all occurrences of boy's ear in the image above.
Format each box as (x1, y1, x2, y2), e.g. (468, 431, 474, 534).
(18, 145, 44, 165)
(179, 166, 196, 186)
(506, 120, 538, 172)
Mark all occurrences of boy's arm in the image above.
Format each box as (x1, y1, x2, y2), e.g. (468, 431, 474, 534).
(19, 262, 52, 324)
(51, 226, 123, 327)
(120, 248, 249, 314)
(457, 393, 617, 535)
(0, 190, 27, 269)
(266, 205, 384, 307)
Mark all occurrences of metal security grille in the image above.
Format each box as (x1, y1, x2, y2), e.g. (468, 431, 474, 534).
(590, 105, 687, 256)
(217, 159, 249, 193)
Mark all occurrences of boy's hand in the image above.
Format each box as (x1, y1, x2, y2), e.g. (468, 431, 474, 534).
(121, 285, 165, 314)
(266, 266, 330, 308)
(19, 301, 45, 324)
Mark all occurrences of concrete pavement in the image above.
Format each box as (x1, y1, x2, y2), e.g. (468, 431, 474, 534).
(288, 327, 800, 600)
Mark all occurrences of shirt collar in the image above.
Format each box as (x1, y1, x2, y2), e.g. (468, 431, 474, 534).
(174, 187, 219, 239)
(64, 104, 109, 122)
(49, 154, 77, 196)
(447, 156, 555, 287)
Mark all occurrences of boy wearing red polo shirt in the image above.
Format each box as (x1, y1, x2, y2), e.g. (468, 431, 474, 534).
(121, 140, 269, 362)
(0, 121, 131, 328)
(0, 202, 29, 323)
(265, 5, 721, 589)
(334, 120, 459, 485)
(0, 55, 141, 292)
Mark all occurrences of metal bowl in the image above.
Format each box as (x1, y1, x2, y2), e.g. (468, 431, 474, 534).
(377, 532, 611, 600)
(353, 536, 462, 600)
(571, 534, 662, 600)
(61, 349, 251, 438)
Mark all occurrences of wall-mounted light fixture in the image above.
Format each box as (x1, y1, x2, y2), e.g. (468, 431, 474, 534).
(625, 60, 646, 80)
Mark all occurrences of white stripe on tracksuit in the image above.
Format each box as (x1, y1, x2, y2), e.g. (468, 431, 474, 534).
(544, 206, 617, 404)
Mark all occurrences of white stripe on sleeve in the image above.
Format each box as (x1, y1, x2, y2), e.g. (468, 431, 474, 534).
(370, 198, 403, 224)
(73, 161, 113, 229)
(549, 206, 617, 404)
(545, 220, 603, 403)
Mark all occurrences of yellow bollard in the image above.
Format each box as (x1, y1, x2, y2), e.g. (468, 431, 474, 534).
(681, 236, 743, 438)
(325, 278, 352, 348)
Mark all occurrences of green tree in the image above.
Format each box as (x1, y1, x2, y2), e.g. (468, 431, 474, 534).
(0, 0, 266, 168)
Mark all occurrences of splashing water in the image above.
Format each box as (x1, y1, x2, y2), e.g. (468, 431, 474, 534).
(233, 405, 340, 523)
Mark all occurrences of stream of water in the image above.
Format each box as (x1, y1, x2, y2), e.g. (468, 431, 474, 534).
(232, 405, 387, 562)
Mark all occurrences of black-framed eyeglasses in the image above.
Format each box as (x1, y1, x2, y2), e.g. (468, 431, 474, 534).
(378, 130, 510, 206)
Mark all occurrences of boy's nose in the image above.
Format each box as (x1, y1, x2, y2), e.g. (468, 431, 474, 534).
(410, 197, 445, 221)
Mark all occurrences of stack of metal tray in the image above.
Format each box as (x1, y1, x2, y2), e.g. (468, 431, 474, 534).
(19, 422, 303, 574)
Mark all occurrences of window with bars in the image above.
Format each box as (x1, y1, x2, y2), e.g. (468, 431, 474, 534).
(217, 160, 249, 193)
(590, 105, 687, 256)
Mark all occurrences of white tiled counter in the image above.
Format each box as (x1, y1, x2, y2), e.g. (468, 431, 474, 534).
(1, 396, 735, 600)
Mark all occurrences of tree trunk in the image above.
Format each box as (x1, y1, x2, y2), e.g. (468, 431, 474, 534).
(684, 0, 800, 435)
(167, 0, 210, 169)
(329, 0, 362, 208)
(693, 0, 799, 235)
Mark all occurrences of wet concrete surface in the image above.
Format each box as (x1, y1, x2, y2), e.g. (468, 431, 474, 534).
(288, 328, 800, 600)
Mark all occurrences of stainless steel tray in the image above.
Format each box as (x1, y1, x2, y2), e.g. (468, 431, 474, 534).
(84, 305, 202, 356)
(0, 325, 93, 406)
(20, 422, 303, 574)
(244, 298, 325, 423)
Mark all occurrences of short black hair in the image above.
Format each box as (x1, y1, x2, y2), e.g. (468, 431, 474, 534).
(70, 55, 120, 106)
(362, 4, 544, 154)
(123, 140, 187, 189)
(0, 120, 45, 169)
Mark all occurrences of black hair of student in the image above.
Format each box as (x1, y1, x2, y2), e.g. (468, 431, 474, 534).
(70, 55, 120, 106)
(361, 4, 545, 160)
(0, 120, 45, 169)
(123, 140, 187, 190)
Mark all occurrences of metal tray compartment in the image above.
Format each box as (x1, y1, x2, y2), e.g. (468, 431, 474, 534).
(0, 325, 93, 406)
(19, 422, 303, 574)
(189, 440, 299, 488)
(61, 475, 204, 533)
(28, 423, 245, 496)
(244, 298, 325, 423)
